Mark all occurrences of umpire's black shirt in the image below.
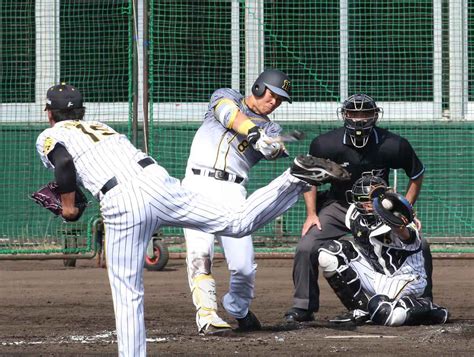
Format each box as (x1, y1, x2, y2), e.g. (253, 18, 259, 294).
(309, 127, 425, 205)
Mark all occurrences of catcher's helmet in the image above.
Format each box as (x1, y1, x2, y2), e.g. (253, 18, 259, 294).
(252, 69, 292, 103)
(346, 173, 388, 218)
(337, 93, 382, 148)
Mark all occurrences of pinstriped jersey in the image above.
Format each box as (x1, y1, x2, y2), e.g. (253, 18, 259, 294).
(185, 88, 284, 183)
(346, 204, 425, 278)
(36, 120, 149, 198)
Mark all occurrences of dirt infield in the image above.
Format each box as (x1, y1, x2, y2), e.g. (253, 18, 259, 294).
(1, 257, 473, 356)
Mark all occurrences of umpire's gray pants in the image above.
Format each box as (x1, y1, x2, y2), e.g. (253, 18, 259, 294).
(290, 201, 433, 313)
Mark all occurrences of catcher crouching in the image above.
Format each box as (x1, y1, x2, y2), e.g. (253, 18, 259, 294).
(317, 173, 448, 326)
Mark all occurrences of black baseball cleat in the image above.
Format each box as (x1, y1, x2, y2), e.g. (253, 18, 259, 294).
(235, 310, 262, 332)
(290, 155, 351, 186)
(284, 307, 315, 323)
(425, 306, 449, 325)
(329, 309, 370, 325)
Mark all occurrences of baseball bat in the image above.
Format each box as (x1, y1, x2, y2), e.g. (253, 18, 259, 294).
(278, 130, 305, 143)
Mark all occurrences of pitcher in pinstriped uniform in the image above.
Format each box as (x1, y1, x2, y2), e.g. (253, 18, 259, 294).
(35, 83, 347, 357)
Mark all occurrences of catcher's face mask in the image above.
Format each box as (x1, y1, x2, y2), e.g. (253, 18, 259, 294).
(346, 174, 388, 218)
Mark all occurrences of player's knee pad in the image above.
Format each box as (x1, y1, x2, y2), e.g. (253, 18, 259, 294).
(368, 294, 407, 326)
(318, 240, 359, 277)
(318, 250, 340, 276)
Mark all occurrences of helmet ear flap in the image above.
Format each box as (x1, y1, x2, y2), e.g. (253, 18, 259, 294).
(251, 69, 292, 102)
(252, 82, 265, 97)
(345, 190, 354, 205)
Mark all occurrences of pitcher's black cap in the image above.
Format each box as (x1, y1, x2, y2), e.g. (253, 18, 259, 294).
(45, 83, 84, 110)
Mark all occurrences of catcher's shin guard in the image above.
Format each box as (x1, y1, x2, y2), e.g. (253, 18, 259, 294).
(368, 295, 449, 326)
(318, 240, 368, 311)
(397, 296, 449, 326)
(191, 274, 231, 333)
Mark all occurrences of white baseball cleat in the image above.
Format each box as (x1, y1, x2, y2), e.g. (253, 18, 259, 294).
(290, 155, 351, 186)
(200, 323, 234, 336)
(198, 311, 233, 336)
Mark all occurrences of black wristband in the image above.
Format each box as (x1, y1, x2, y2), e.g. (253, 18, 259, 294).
(247, 126, 261, 145)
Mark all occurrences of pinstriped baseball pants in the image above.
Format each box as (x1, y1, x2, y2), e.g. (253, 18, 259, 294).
(99, 165, 308, 356)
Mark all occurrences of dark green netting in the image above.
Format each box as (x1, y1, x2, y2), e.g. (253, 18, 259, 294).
(1, 0, 473, 256)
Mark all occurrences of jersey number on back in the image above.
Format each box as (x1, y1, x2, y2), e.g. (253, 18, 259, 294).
(64, 122, 117, 142)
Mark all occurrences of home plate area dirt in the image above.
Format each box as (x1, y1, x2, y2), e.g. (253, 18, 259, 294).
(1, 258, 473, 356)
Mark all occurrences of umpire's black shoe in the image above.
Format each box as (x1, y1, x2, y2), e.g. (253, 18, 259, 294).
(329, 309, 370, 325)
(235, 310, 262, 332)
(284, 307, 315, 323)
(290, 155, 350, 186)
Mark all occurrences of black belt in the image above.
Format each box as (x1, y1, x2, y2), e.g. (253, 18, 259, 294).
(100, 157, 155, 195)
(192, 168, 244, 184)
(137, 157, 155, 169)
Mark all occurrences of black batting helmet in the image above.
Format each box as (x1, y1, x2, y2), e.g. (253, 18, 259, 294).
(337, 94, 382, 148)
(346, 173, 388, 218)
(251, 69, 292, 103)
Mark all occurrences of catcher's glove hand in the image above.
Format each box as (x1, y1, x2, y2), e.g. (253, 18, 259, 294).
(373, 192, 415, 228)
(30, 182, 89, 222)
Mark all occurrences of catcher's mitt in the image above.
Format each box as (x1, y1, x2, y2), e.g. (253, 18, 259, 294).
(373, 192, 414, 228)
(30, 182, 88, 222)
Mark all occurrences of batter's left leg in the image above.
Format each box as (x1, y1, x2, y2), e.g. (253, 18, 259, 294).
(220, 235, 258, 322)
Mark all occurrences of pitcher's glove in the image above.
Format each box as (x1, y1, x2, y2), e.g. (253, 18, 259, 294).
(373, 192, 415, 228)
(31, 182, 89, 222)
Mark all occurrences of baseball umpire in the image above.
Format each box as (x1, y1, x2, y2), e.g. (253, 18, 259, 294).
(35, 83, 349, 357)
(284, 93, 433, 324)
(182, 69, 292, 335)
(317, 174, 448, 326)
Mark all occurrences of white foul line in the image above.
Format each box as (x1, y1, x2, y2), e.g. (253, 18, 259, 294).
(325, 335, 398, 339)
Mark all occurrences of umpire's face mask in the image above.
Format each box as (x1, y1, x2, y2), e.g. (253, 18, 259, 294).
(343, 110, 378, 148)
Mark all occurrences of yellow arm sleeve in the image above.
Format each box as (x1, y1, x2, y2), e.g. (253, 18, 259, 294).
(236, 119, 256, 135)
